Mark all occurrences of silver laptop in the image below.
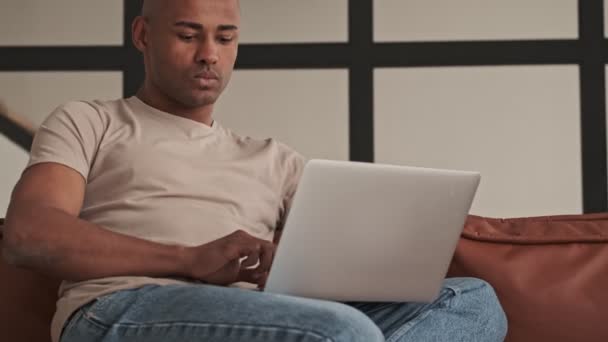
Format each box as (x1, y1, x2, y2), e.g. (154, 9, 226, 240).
(264, 159, 480, 303)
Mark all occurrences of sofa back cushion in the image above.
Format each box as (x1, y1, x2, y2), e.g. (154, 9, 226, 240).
(448, 214, 608, 342)
(2, 213, 607, 342)
(0, 218, 60, 342)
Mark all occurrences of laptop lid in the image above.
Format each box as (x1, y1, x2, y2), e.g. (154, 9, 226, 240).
(264, 159, 480, 302)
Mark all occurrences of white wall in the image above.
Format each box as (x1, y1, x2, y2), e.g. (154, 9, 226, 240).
(0, 136, 29, 217)
(0, 0, 594, 218)
(375, 66, 582, 217)
(240, 0, 348, 43)
(0, 0, 123, 46)
(0, 72, 123, 126)
(375, 0, 578, 41)
(372, 0, 583, 217)
(214, 69, 349, 160)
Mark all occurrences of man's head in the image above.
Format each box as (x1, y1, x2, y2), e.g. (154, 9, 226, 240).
(133, 0, 240, 109)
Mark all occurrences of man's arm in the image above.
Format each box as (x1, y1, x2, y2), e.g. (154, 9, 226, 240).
(3, 162, 192, 281)
(3, 162, 274, 285)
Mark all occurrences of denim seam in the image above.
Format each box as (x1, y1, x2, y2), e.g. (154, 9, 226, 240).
(60, 309, 85, 340)
(385, 288, 457, 342)
(443, 278, 488, 297)
(386, 307, 435, 342)
(80, 311, 334, 342)
(81, 310, 111, 330)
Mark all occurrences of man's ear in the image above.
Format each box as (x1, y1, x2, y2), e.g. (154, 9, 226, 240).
(132, 16, 148, 53)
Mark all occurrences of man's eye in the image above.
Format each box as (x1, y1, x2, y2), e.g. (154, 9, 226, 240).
(218, 36, 234, 44)
(179, 35, 195, 41)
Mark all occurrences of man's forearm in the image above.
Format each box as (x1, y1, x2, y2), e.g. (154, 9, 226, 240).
(3, 205, 191, 282)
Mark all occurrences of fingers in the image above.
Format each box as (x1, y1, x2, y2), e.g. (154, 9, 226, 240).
(227, 230, 266, 257)
(208, 230, 277, 286)
(240, 250, 260, 268)
(257, 272, 269, 290)
(256, 241, 275, 273)
(238, 240, 273, 273)
(194, 230, 276, 285)
(239, 268, 268, 287)
(239, 240, 274, 286)
(227, 231, 275, 269)
(203, 259, 241, 285)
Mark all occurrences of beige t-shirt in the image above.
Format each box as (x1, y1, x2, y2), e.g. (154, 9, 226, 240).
(26, 97, 306, 342)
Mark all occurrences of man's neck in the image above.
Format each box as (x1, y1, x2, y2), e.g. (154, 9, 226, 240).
(136, 83, 214, 127)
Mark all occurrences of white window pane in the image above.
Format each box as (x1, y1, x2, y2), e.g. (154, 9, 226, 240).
(375, 66, 582, 217)
(240, 0, 348, 43)
(0, 72, 123, 127)
(214, 70, 349, 160)
(0, 135, 29, 217)
(0, 0, 123, 46)
(375, 0, 578, 42)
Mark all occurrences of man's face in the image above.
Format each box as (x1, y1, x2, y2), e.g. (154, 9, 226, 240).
(143, 0, 240, 108)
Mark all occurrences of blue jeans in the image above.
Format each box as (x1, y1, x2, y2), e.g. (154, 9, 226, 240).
(61, 277, 507, 342)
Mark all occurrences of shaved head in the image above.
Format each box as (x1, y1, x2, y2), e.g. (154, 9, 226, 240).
(141, 0, 154, 16)
(141, 0, 163, 21)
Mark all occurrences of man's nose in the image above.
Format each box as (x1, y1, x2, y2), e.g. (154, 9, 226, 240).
(195, 38, 219, 65)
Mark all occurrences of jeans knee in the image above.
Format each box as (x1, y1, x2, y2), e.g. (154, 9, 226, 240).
(477, 280, 508, 340)
(314, 302, 384, 342)
(447, 278, 508, 341)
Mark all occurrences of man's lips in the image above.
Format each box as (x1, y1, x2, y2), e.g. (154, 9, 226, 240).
(193, 71, 219, 88)
(194, 71, 218, 80)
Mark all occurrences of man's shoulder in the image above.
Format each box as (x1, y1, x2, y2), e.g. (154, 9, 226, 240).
(274, 140, 306, 164)
(48, 97, 128, 122)
(266, 139, 307, 177)
(57, 97, 129, 114)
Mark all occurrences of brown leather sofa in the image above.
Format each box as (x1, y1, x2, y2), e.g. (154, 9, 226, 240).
(0, 218, 61, 342)
(2, 215, 607, 342)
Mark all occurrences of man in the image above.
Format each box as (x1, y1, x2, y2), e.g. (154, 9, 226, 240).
(3, 1, 507, 341)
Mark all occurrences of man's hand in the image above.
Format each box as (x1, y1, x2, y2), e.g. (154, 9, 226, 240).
(184, 230, 276, 287)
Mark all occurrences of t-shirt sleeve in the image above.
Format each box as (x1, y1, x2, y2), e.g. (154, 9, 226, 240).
(27, 101, 106, 181)
(278, 149, 307, 229)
